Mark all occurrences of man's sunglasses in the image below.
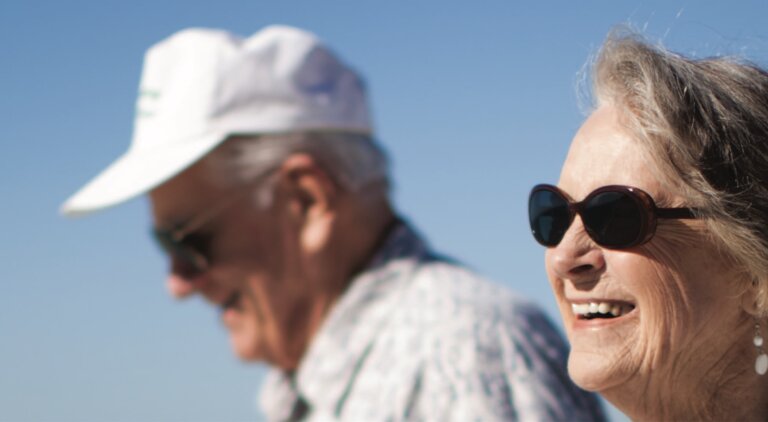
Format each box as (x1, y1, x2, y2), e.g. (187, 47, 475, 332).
(151, 186, 257, 279)
(152, 227, 212, 279)
(528, 184, 698, 249)
(151, 170, 277, 279)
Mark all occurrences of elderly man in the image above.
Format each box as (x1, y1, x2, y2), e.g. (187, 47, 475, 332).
(62, 26, 603, 421)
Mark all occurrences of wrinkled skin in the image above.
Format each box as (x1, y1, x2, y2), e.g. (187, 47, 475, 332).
(545, 105, 768, 421)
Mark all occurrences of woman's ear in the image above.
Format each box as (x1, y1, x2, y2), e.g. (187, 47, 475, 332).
(740, 277, 765, 317)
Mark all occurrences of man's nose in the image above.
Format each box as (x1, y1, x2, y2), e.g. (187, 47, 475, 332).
(166, 274, 199, 298)
(547, 216, 606, 287)
(165, 261, 207, 298)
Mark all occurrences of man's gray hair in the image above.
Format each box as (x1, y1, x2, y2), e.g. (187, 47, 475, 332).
(203, 131, 391, 208)
(588, 29, 768, 314)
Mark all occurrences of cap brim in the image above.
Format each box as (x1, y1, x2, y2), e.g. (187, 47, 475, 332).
(60, 133, 226, 217)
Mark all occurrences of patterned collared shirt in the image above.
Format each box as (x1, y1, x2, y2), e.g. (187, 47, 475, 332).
(259, 220, 604, 421)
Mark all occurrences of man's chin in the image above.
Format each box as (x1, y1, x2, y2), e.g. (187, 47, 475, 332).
(230, 335, 263, 362)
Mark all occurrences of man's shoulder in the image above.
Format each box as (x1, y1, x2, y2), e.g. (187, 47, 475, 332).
(386, 256, 563, 353)
(403, 256, 545, 322)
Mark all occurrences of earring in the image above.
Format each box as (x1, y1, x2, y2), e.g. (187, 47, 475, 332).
(755, 319, 768, 375)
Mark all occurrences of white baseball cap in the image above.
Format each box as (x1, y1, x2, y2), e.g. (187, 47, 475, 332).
(61, 25, 372, 217)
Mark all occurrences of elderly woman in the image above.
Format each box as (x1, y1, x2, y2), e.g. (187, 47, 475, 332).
(528, 32, 768, 421)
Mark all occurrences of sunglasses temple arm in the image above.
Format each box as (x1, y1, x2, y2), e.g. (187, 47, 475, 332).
(656, 207, 698, 219)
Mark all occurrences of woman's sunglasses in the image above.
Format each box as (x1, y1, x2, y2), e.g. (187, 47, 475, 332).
(528, 184, 698, 249)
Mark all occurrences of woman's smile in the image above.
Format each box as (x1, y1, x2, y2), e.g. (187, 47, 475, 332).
(570, 300, 636, 321)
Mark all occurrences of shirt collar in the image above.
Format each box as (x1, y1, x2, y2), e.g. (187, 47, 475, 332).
(259, 219, 430, 418)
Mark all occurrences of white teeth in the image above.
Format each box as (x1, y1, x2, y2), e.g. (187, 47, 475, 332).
(571, 303, 590, 314)
(571, 301, 632, 318)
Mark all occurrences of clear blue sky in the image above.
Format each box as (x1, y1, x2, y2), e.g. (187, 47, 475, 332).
(2, 1, 767, 421)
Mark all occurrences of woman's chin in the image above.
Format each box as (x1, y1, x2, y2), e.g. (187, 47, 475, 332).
(567, 351, 629, 393)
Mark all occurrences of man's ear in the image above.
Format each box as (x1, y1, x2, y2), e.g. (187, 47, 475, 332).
(276, 153, 338, 251)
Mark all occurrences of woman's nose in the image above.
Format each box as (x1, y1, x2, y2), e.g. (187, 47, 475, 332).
(546, 216, 606, 287)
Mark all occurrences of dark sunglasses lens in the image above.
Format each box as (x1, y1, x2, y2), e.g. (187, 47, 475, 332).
(152, 231, 207, 278)
(582, 191, 643, 248)
(529, 189, 571, 246)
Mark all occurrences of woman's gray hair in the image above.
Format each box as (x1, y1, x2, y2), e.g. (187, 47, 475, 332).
(588, 30, 768, 314)
(202, 131, 390, 208)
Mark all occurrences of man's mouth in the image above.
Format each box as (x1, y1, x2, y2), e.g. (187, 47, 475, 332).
(571, 301, 636, 320)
